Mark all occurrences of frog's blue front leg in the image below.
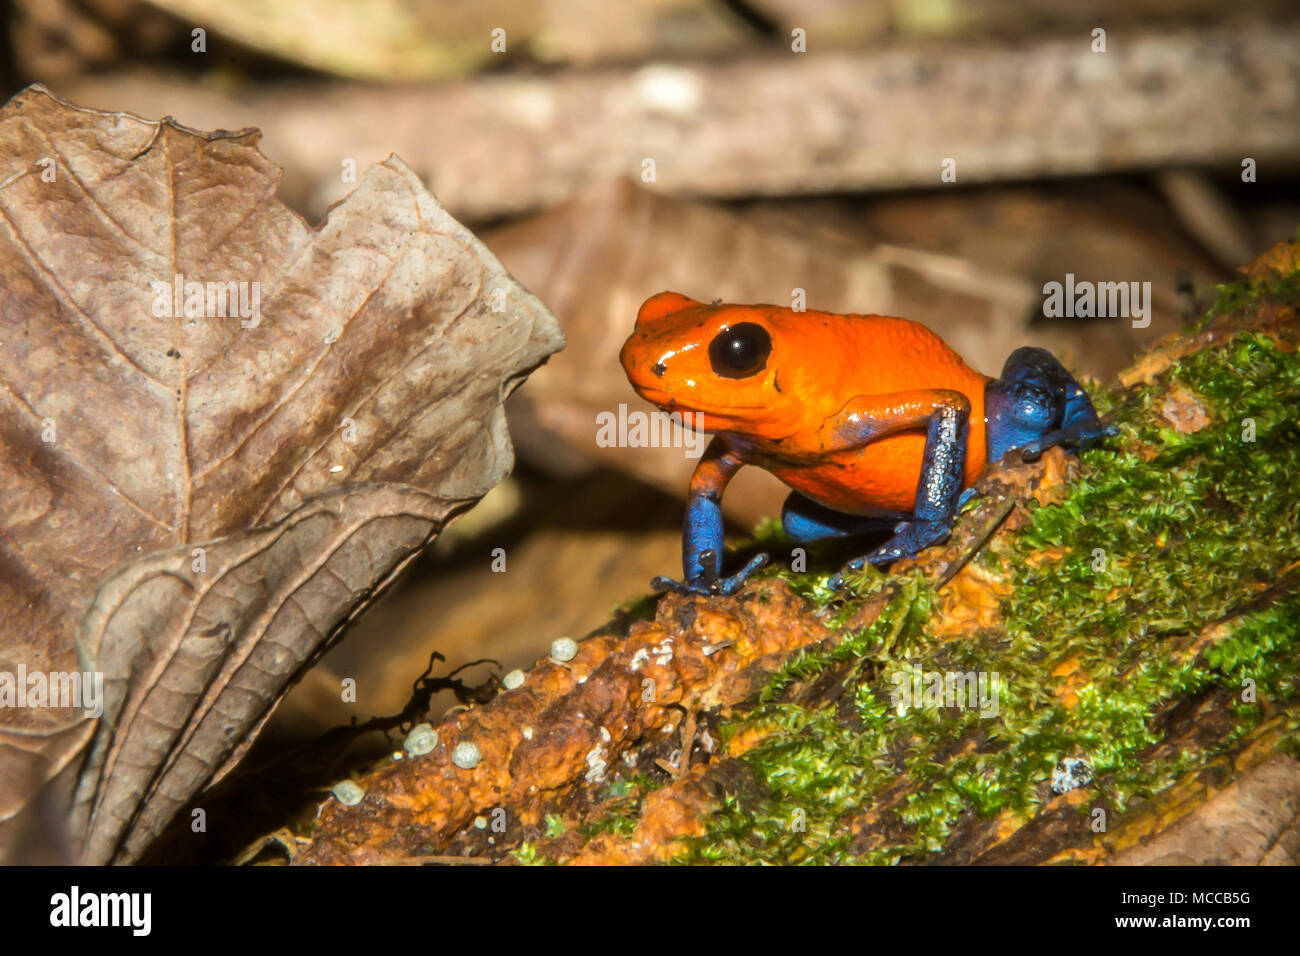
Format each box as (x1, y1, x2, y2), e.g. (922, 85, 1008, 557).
(830, 391, 970, 588)
(985, 347, 1118, 462)
(651, 438, 768, 596)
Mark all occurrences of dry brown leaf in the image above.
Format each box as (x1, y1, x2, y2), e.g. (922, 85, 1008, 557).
(0, 86, 563, 863)
(1159, 384, 1211, 434)
(62, 22, 1300, 221)
(1110, 754, 1300, 865)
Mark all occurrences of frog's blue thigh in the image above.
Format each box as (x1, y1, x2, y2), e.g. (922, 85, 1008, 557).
(984, 346, 1115, 461)
(781, 492, 899, 542)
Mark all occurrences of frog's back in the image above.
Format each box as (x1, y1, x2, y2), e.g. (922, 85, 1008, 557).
(764, 309, 991, 516)
(787, 309, 986, 393)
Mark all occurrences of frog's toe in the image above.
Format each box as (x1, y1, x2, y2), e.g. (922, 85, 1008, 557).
(1020, 422, 1119, 461)
(1085, 423, 1121, 447)
(828, 555, 868, 591)
(651, 552, 769, 597)
(650, 574, 713, 596)
(1018, 438, 1046, 462)
(716, 553, 769, 595)
(832, 520, 951, 586)
(880, 519, 951, 561)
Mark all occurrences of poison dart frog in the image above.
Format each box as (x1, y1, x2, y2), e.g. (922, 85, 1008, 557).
(620, 292, 1117, 596)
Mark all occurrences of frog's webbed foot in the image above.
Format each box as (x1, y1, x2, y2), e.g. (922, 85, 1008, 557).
(1018, 422, 1120, 462)
(652, 550, 769, 597)
(828, 519, 952, 590)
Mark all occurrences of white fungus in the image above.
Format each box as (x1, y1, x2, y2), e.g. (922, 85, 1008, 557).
(331, 780, 364, 806)
(403, 722, 438, 756)
(452, 741, 482, 769)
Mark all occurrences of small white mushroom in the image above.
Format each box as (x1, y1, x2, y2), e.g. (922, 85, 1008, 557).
(550, 637, 579, 662)
(452, 741, 482, 769)
(331, 780, 364, 806)
(502, 669, 526, 690)
(584, 743, 608, 783)
(403, 722, 438, 756)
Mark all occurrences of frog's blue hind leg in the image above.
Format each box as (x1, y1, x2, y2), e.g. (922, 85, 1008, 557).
(984, 347, 1118, 462)
(781, 492, 900, 541)
(783, 492, 910, 589)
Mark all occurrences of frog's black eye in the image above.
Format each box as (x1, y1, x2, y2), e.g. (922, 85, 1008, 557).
(708, 323, 771, 379)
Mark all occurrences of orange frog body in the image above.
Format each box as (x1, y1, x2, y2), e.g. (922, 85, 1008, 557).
(620, 292, 1116, 595)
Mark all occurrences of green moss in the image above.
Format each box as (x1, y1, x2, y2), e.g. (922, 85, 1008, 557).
(580, 813, 638, 840)
(1198, 247, 1300, 329)
(578, 773, 666, 841)
(509, 842, 554, 866)
(681, 324, 1300, 865)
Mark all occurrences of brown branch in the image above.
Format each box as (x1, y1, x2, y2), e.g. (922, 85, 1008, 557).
(61, 22, 1300, 221)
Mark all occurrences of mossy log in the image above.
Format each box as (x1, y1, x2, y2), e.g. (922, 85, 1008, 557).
(290, 239, 1300, 866)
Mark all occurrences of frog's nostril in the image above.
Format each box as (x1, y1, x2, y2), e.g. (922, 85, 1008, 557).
(652, 361, 667, 377)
